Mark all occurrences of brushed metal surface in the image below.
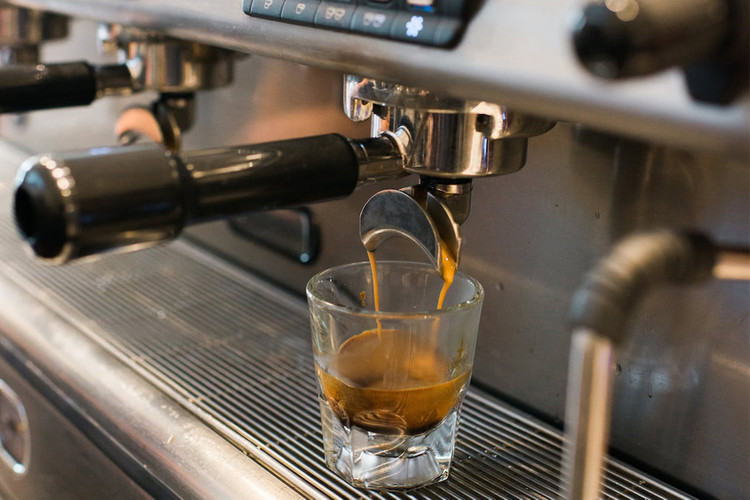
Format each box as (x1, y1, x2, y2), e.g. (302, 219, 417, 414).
(3, 0, 748, 153)
(0, 356, 150, 500)
(0, 139, 693, 499)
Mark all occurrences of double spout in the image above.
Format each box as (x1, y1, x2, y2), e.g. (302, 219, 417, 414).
(360, 180, 468, 278)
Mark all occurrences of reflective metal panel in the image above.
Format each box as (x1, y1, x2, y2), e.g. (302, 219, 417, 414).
(5, 0, 749, 152)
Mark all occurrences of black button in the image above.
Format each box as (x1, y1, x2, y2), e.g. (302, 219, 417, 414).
(248, 0, 285, 18)
(439, 0, 464, 17)
(314, 2, 356, 29)
(351, 7, 395, 36)
(357, 0, 397, 9)
(390, 12, 438, 42)
(433, 16, 460, 46)
(400, 0, 436, 15)
(280, 0, 321, 24)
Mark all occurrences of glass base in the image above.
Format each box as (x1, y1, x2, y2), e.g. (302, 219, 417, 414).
(319, 396, 459, 490)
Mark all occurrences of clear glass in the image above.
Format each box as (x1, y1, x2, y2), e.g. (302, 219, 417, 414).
(306, 261, 484, 490)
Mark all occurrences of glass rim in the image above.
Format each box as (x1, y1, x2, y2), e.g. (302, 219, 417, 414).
(305, 260, 484, 318)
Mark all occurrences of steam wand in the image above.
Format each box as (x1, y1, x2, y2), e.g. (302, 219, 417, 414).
(561, 230, 750, 499)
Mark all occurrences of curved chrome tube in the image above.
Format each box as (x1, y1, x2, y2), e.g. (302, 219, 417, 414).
(561, 231, 749, 500)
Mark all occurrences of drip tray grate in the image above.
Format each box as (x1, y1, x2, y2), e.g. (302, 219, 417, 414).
(0, 199, 691, 498)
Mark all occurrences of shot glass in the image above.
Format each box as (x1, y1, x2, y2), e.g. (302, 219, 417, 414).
(306, 261, 484, 490)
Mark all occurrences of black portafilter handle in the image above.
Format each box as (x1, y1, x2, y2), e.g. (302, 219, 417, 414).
(572, 0, 734, 79)
(0, 61, 133, 114)
(13, 133, 404, 263)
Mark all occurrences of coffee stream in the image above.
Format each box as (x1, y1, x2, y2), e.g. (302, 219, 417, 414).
(366, 250, 383, 335)
(318, 241, 467, 435)
(367, 238, 456, 321)
(436, 239, 457, 310)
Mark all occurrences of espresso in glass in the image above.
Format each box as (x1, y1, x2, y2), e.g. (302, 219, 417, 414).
(307, 261, 483, 489)
(316, 328, 471, 435)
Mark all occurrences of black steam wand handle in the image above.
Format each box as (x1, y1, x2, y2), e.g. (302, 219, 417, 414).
(13, 133, 404, 263)
(572, 0, 731, 78)
(0, 61, 133, 114)
(572, 0, 747, 103)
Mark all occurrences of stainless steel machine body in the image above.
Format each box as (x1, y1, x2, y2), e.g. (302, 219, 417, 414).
(0, 2, 747, 499)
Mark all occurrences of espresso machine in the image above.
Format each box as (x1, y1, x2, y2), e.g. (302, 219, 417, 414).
(0, 0, 747, 499)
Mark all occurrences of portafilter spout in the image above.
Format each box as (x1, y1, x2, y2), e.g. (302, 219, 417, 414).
(347, 76, 555, 274)
(359, 179, 467, 275)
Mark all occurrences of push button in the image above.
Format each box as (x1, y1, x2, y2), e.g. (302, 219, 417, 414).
(402, 0, 435, 14)
(433, 16, 460, 46)
(280, 0, 321, 24)
(439, 0, 464, 16)
(390, 12, 438, 43)
(247, 0, 285, 18)
(314, 2, 356, 29)
(351, 7, 395, 36)
(359, 0, 397, 9)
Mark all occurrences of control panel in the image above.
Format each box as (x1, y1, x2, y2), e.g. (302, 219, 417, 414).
(242, 0, 469, 46)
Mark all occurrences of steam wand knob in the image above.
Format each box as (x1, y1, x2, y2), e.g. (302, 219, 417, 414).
(572, 0, 748, 103)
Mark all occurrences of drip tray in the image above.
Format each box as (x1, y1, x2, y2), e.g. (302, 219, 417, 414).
(0, 146, 691, 499)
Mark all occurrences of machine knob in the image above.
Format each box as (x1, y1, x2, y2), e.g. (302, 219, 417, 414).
(572, 0, 731, 79)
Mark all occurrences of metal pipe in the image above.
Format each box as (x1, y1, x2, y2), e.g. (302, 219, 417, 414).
(561, 230, 729, 500)
(560, 329, 615, 500)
